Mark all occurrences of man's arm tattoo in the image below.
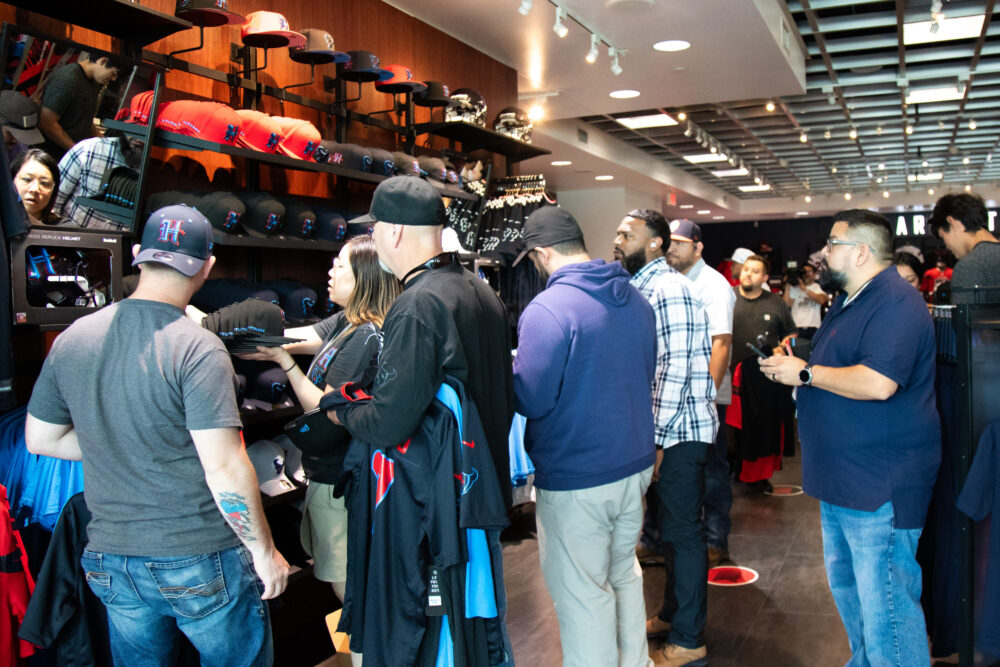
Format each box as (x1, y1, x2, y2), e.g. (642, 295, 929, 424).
(218, 492, 256, 542)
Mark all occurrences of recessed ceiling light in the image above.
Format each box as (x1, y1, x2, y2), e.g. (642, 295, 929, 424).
(903, 15, 985, 45)
(804, 195, 812, 203)
(595, 175, 614, 181)
(965, 184, 972, 192)
(679, 204, 694, 209)
(609, 89, 641, 99)
(878, 163, 886, 170)
(653, 40, 691, 52)
(697, 209, 711, 214)
(844, 193, 852, 200)
(905, 124, 914, 134)
(928, 188, 935, 195)
(739, 184, 772, 192)
(969, 119, 978, 130)
(615, 113, 677, 129)
(712, 216, 725, 220)
(883, 191, 891, 198)
(712, 168, 749, 177)
(550, 160, 572, 166)
(799, 132, 808, 143)
(683, 153, 728, 164)
(963, 156, 971, 165)
(795, 211, 809, 216)
(908, 172, 942, 182)
(906, 85, 966, 105)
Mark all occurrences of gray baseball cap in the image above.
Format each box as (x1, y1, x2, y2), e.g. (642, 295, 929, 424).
(0, 91, 44, 145)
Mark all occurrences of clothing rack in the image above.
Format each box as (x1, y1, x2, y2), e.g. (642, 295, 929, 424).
(492, 174, 546, 196)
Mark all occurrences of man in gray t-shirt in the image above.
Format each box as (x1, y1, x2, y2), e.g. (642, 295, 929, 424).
(26, 205, 288, 665)
(929, 193, 1000, 304)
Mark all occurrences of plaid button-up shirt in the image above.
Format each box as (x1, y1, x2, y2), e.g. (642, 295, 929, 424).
(54, 137, 127, 230)
(630, 257, 718, 448)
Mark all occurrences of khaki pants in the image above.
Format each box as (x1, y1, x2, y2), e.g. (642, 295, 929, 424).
(536, 467, 654, 667)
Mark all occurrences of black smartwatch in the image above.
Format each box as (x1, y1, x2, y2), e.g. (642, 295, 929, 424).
(799, 364, 814, 386)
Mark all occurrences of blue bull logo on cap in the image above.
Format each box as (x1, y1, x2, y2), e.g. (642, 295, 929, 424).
(158, 219, 186, 246)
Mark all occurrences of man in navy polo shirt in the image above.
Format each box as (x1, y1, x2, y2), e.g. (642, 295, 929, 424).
(760, 209, 940, 667)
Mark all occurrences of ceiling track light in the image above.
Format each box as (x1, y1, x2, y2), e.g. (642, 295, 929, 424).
(799, 132, 808, 143)
(553, 7, 569, 38)
(609, 47, 623, 76)
(969, 118, 977, 130)
(905, 124, 914, 135)
(683, 121, 694, 138)
(765, 100, 775, 112)
(518, 0, 532, 15)
(849, 127, 858, 140)
(585, 33, 600, 64)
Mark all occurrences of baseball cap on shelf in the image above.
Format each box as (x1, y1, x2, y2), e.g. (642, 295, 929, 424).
(277, 198, 317, 239)
(392, 150, 420, 177)
(289, 28, 349, 65)
(336, 50, 392, 83)
(241, 11, 306, 50)
(669, 218, 702, 244)
(367, 147, 395, 177)
(730, 247, 754, 264)
(313, 208, 348, 242)
(238, 192, 285, 237)
(512, 206, 584, 267)
(263, 279, 318, 322)
(375, 65, 427, 95)
(174, 0, 243, 27)
(133, 204, 214, 277)
(235, 109, 283, 153)
(271, 116, 321, 160)
(198, 191, 246, 234)
(413, 81, 450, 108)
(247, 439, 296, 496)
(418, 156, 448, 184)
(318, 141, 372, 172)
(0, 91, 44, 145)
(351, 176, 444, 227)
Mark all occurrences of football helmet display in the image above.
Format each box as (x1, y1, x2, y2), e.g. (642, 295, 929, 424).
(445, 88, 487, 127)
(493, 106, 533, 143)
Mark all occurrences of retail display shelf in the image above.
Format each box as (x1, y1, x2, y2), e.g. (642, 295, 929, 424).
(414, 121, 551, 163)
(4, 0, 192, 46)
(74, 197, 135, 227)
(104, 120, 478, 201)
(212, 230, 343, 252)
(104, 120, 385, 183)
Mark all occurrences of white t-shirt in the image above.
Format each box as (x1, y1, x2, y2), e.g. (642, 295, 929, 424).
(787, 282, 826, 329)
(686, 258, 736, 404)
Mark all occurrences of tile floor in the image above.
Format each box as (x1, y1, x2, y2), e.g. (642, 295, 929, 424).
(502, 456, 854, 667)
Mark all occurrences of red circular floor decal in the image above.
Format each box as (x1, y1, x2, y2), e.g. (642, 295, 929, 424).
(707, 566, 760, 586)
(765, 484, 803, 496)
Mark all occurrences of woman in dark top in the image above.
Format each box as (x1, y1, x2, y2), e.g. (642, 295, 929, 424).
(10, 148, 60, 224)
(245, 235, 399, 611)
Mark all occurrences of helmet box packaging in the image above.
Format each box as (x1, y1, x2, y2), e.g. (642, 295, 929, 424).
(12, 228, 124, 327)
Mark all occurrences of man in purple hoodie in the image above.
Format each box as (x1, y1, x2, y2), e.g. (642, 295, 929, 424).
(512, 206, 657, 667)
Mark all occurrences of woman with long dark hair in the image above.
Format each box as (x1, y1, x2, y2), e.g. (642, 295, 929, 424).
(11, 148, 60, 224)
(242, 235, 399, 619)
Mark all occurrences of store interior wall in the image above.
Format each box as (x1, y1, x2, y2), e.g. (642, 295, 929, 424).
(555, 187, 626, 261)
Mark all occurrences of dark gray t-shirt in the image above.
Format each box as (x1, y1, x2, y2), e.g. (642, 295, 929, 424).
(28, 299, 243, 556)
(952, 241, 1000, 304)
(41, 63, 98, 155)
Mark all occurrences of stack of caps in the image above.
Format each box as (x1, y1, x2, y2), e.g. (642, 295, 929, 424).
(96, 166, 140, 208)
(192, 278, 280, 313)
(200, 298, 303, 352)
(235, 109, 284, 153)
(271, 116, 321, 160)
(155, 100, 242, 144)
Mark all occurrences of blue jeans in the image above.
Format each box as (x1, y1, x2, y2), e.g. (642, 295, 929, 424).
(82, 544, 272, 667)
(820, 501, 930, 667)
(656, 441, 708, 650)
(703, 404, 732, 550)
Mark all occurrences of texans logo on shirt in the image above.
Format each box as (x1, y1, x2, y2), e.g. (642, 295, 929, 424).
(372, 450, 395, 509)
(455, 468, 478, 496)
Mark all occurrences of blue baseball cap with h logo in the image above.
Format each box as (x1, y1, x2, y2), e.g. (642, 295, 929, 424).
(133, 204, 214, 277)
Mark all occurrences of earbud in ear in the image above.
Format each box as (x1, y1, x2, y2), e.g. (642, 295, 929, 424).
(649, 243, 656, 249)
